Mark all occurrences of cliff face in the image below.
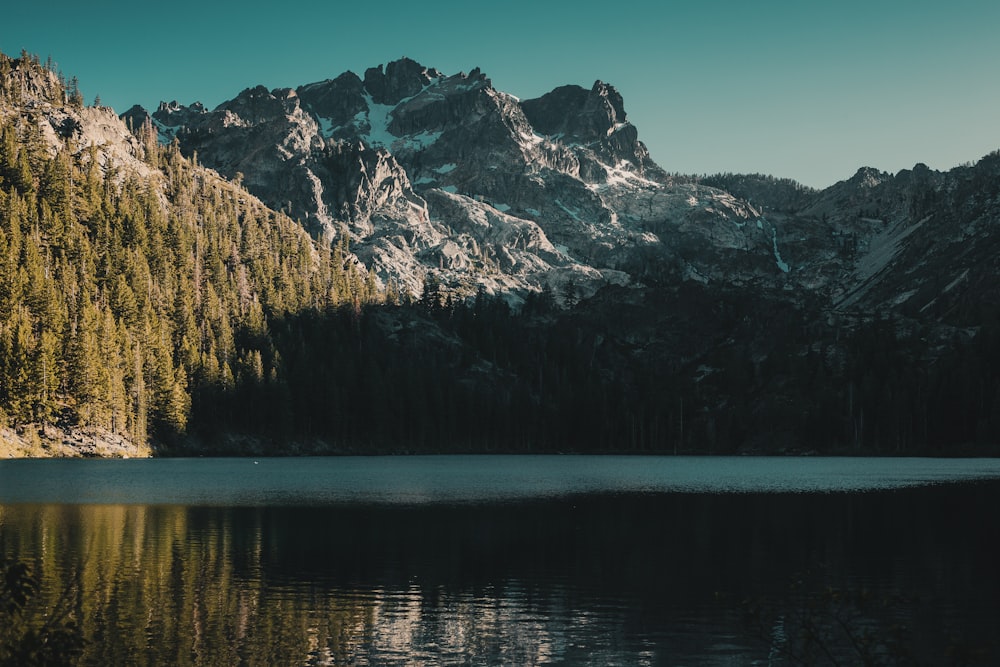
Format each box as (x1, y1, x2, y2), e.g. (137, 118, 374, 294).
(124, 58, 813, 303)
(2, 56, 152, 181)
(124, 57, 1000, 318)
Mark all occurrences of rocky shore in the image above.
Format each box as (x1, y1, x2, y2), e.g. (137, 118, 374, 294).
(0, 424, 152, 458)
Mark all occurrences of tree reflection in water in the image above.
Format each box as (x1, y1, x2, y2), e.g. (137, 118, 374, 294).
(1, 485, 999, 665)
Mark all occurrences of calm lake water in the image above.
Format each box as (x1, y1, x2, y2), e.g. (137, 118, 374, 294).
(2, 456, 1000, 665)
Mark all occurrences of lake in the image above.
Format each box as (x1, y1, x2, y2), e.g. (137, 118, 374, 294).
(2, 455, 1000, 665)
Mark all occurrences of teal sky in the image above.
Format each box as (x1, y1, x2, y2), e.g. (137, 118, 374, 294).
(3, 0, 998, 188)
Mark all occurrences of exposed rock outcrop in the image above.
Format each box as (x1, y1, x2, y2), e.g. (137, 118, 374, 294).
(121, 59, 802, 301)
(119, 58, 1000, 322)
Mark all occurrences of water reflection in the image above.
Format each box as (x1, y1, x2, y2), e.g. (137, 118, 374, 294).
(2, 484, 1000, 664)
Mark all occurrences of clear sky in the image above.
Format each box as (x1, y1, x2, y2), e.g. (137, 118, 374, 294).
(3, 0, 998, 188)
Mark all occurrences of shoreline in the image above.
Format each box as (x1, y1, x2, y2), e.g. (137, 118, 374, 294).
(3, 425, 999, 459)
(0, 424, 152, 459)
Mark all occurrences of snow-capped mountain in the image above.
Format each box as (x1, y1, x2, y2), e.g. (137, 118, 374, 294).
(121, 57, 1000, 329)
(122, 58, 798, 301)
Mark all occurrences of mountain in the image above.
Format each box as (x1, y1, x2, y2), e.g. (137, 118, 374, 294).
(703, 157, 1000, 325)
(116, 58, 1000, 455)
(0, 51, 380, 456)
(3, 50, 1000, 457)
(122, 58, 803, 303)
(125, 57, 1000, 329)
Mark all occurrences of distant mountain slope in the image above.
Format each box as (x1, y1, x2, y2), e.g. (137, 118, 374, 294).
(702, 158, 1000, 324)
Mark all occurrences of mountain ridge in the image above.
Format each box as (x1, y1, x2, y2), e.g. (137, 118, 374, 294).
(3, 49, 1000, 457)
(122, 58, 784, 304)
(120, 56, 1000, 326)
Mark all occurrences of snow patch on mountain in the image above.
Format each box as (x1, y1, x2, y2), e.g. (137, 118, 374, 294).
(316, 115, 337, 138)
(943, 268, 970, 294)
(771, 226, 791, 274)
(598, 160, 661, 189)
(360, 93, 395, 147)
(555, 199, 582, 221)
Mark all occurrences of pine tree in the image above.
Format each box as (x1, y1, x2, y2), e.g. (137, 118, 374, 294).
(1, 306, 34, 422)
(30, 327, 60, 422)
(40, 146, 72, 222)
(67, 76, 82, 108)
(66, 299, 103, 423)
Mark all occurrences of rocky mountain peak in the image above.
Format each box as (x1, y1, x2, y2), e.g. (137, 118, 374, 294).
(130, 100, 209, 141)
(848, 166, 890, 189)
(363, 57, 444, 105)
(518, 84, 588, 135)
(296, 71, 366, 131)
(466, 67, 489, 85)
(0, 53, 67, 107)
(519, 80, 661, 181)
(118, 58, 853, 302)
(217, 85, 303, 126)
(120, 103, 151, 130)
(520, 80, 627, 142)
(589, 80, 627, 124)
(157, 100, 206, 114)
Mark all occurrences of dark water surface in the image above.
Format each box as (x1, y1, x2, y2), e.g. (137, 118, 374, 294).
(2, 456, 999, 665)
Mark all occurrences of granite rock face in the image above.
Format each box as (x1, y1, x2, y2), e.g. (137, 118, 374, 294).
(520, 80, 663, 181)
(121, 58, 999, 318)
(123, 58, 797, 301)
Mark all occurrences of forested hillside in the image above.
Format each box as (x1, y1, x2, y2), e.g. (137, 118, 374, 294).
(0, 52, 381, 455)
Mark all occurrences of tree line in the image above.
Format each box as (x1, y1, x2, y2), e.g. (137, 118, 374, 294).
(181, 277, 1000, 455)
